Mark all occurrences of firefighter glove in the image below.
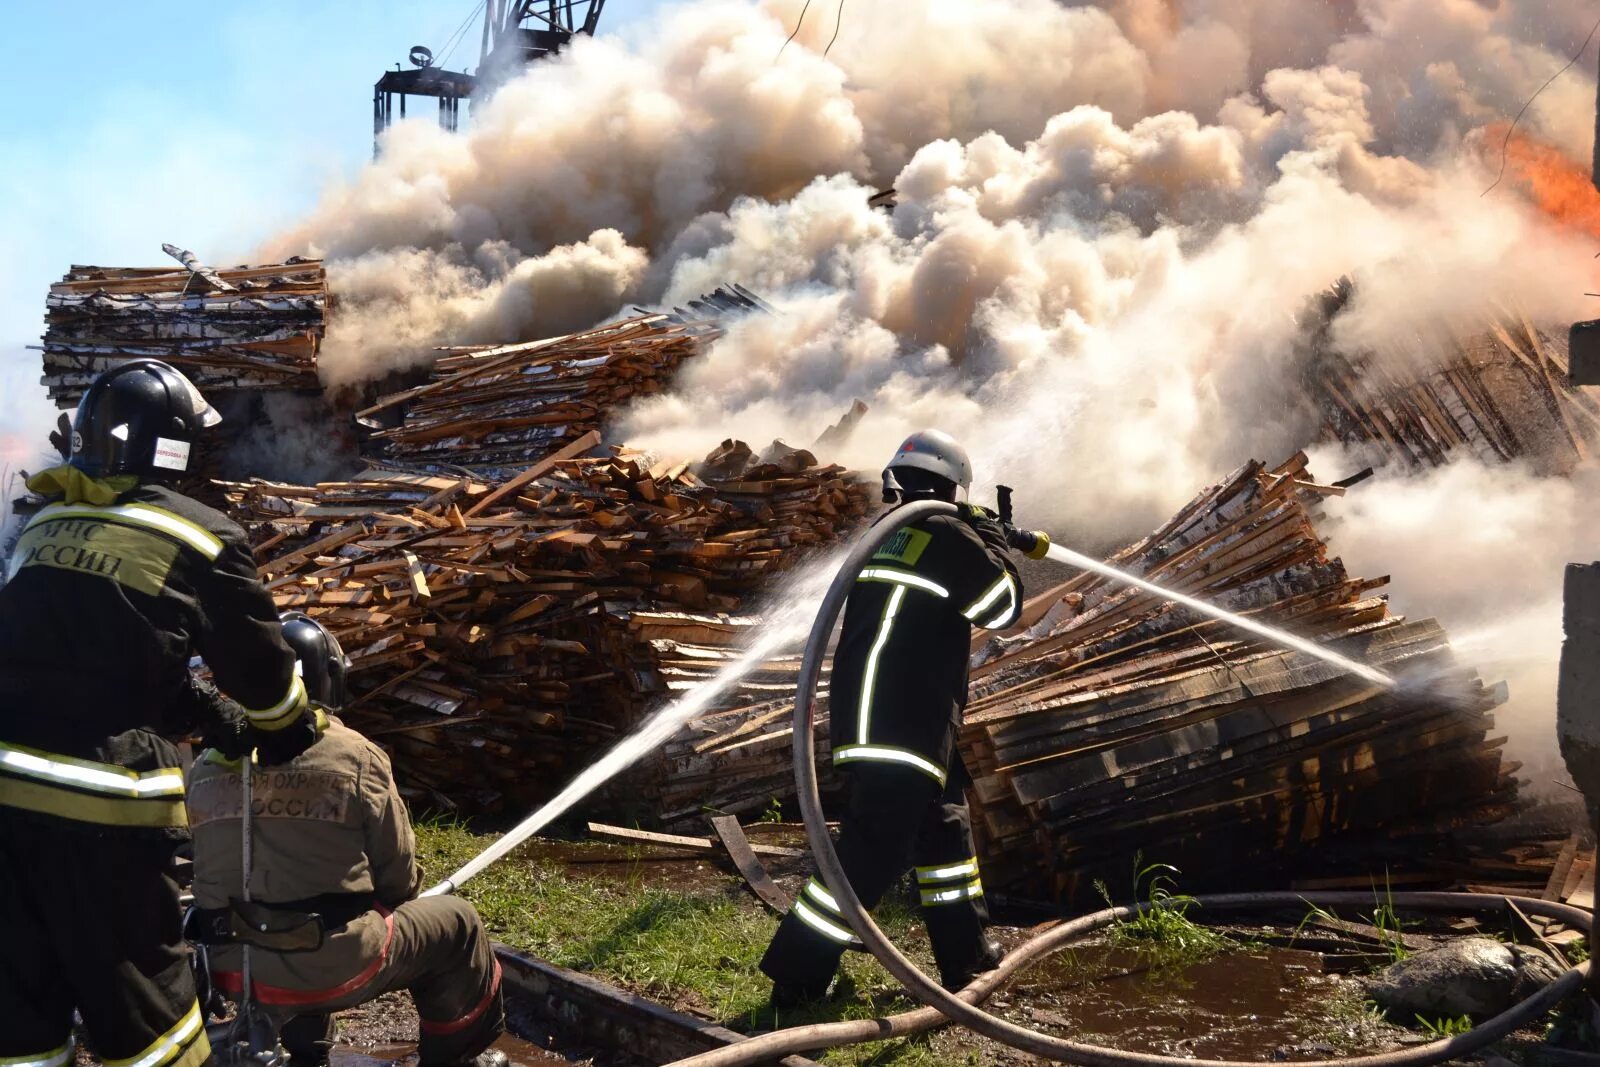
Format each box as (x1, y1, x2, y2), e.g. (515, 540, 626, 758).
(202, 713, 251, 762)
(957, 502, 1009, 553)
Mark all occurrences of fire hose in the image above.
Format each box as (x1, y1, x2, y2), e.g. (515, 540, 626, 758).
(666, 498, 1596, 1067)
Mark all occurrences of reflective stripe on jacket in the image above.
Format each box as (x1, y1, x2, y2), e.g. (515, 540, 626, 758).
(829, 512, 1021, 781)
(0, 483, 301, 829)
(0, 740, 188, 828)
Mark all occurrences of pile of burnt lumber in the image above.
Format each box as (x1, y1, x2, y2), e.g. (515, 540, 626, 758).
(356, 287, 765, 472)
(1308, 280, 1597, 474)
(960, 454, 1512, 906)
(221, 434, 869, 811)
(619, 611, 837, 827)
(37, 249, 328, 407)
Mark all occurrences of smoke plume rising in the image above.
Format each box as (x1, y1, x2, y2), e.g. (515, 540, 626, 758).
(269, 0, 1600, 778)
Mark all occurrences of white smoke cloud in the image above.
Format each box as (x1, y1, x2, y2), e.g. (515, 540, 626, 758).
(266, 0, 1600, 775)
(318, 229, 649, 386)
(1312, 451, 1600, 793)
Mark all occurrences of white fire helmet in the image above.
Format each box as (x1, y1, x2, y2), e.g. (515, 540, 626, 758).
(887, 429, 973, 492)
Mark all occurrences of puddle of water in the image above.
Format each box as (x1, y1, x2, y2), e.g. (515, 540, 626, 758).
(1001, 939, 1395, 1060)
(330, 1033, 569, 1067)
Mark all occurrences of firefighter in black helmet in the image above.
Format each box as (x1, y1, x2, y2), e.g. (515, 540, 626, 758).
(759, 429, 1022, 1004)
(0, 360, 318, 1067)
(189, 612, 507, 1067)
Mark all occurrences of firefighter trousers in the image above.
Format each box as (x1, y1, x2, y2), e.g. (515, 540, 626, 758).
(224, 896, 504, 1065)
(0, 812, 209, 1067)
(759, 758, 990, 997)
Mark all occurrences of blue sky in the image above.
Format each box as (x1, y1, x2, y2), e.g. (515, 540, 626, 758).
(0, 0, 672, 467)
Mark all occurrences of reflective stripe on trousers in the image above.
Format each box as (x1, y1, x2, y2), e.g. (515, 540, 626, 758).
(103, 1001, 208, 1067)
(790, 877, 862, 945)
(0, 1040, 75, 1067)
(916, 854, 984, 907)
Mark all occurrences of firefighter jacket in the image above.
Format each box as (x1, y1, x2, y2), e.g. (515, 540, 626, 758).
(0, 472, 305, 831)
(828, 510, 1022, 785)
(187, 716, 422, 998)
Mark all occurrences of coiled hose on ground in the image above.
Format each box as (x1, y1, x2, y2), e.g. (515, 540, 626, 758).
(666, 499, 1595, 1067)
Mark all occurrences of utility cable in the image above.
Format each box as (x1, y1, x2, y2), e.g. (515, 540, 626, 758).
(823, 0, 846, 58)
(776, 0, 814, 62)
(1482, 9, 1600, 197)
(439, 0, 490, 69)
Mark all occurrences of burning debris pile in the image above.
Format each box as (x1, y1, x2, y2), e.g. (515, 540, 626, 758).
(356, 288, 766, 472)
(1310, 284, 1597, 475)
(38, 252, 328, 407)
(961, 454, 1512, 906)
(222, 433, 869, 811)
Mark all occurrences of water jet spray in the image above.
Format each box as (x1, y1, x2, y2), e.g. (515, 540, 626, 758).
(424, 555, 844, 896)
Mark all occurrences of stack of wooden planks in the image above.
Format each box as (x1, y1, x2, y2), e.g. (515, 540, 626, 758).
(960, 453, 1513, 906)
(222, 433, 870, 811)
(1308, 280, 1598, 474)
(37, 250, 328, 407)
(618, 611, 836, 827)
(356, 287, 766, 472)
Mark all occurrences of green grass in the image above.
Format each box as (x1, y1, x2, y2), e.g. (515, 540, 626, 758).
(1094, 858, 1231, 966)
(1290, 874, 1409, 968)
(1414, 1014, 1471, 1038)
(414, 819, 961, 1064)
(1369, 872, 1409, 965)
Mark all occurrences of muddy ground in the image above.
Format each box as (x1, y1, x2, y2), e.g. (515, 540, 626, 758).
(70, 822, 1588, 1065)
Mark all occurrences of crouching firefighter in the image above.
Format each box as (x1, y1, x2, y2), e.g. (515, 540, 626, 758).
(187, 612, 507, 1067)
(0, 360, 316, 1067)
(760, 429, 1036, 1004)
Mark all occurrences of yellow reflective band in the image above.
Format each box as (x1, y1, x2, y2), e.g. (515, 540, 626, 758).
(105, 1001, 206, 1067)
(243, 674, 307, 729)
(857, 567, 950, 598)
(804, 878, 843, 915)
(919, 879, 984, 907)
(0, 1040, 74, 1067)
(962, 572, 1016, 627)
(164, 1032, 210, 1067)
(857, 585, 906, 745)
(0, 776, 188, 828)
(833, 744, 948, 785)
(791, 898, 860, 944)
(980, 589, 1019, 630)
(0, 742, 185, 798)
(916, 858, 979, 883)
(32, 503, 221, 561)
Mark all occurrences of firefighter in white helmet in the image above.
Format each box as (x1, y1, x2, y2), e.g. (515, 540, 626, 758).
(759, 429, 1022, 1003)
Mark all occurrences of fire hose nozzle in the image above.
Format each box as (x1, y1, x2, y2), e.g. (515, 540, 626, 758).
(1007, 527, 1051, 560)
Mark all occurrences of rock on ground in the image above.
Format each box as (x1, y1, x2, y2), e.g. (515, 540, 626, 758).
(1367, 938, 1563, 1019)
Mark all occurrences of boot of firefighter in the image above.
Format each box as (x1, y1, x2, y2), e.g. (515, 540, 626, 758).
(926, 904, 1002, 991)
(279, 1014, 334, 1066)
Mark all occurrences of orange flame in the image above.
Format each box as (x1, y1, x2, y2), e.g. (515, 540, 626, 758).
(1483, 123, 1600, 240)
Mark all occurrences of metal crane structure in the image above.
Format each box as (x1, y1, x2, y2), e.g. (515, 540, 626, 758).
(372, 45, 476, 157)
(479, 1, 608, 78)
(371, 0, 606, 156)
